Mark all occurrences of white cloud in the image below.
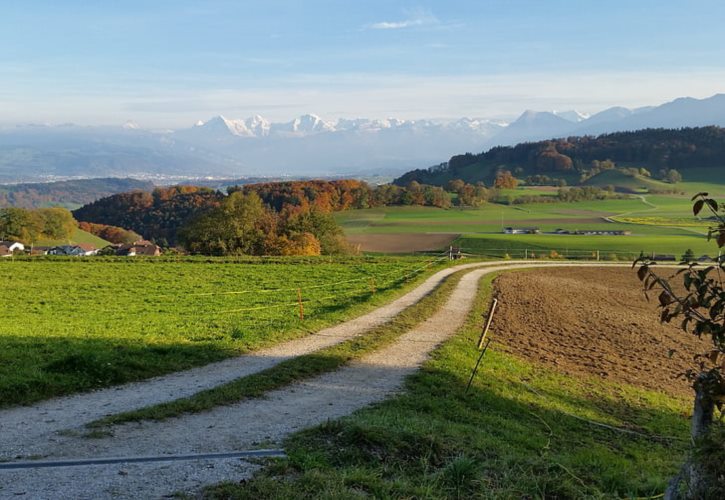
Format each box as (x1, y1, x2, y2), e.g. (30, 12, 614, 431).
(367, 10, 438, 30)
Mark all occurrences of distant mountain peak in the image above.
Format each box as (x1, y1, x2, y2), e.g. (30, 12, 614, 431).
(553, 110, 590, 123)
(122, 120, 140, 130)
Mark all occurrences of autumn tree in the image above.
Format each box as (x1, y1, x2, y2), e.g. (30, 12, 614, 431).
(493, 170, 519, 189)
(78, 221, 142, 244)
(634, 193, 725, 498)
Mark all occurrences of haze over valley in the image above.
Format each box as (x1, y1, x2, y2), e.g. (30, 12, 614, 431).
(3, 93, 725, 184)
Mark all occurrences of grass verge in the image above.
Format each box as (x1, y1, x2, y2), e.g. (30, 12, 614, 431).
(203, 272, 693, 499)
(86, 268, 469, 430)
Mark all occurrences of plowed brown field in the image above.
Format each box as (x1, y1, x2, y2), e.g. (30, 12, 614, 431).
(492, 267, 708, 397)
(346, 233, 459, 253)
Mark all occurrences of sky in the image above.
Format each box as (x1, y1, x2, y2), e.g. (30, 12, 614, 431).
(2, 0, 725, 128)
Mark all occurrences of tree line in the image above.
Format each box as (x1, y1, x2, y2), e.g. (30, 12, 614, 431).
(71, 181, 465, 252)
(395, 126, 725, 186)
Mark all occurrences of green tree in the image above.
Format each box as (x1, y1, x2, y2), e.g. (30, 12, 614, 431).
(667, 169, 683, 184)
(38, 208, 76, 241)
(0, 208, 44, 244)
(179, 191, 269, 255)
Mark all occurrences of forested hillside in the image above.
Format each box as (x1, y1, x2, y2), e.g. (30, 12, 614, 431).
(0, 178, 154, 209)
(72, 186, 223, 246)
(395, 126, 725, 186)
(72, 180, 454, 247)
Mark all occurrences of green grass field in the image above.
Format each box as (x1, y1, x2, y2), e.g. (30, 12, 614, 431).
(0, 256, 442, 407)
(337, 181, 725, 257)
(583, 169, 674, 192)
(206, 273, 692, 499)
(35, 227, 110, 247)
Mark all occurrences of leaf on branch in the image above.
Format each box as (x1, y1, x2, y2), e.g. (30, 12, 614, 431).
(661, 309, 669, 323)
(706, 198, 719, 213)
(658, 290, 674, 306)
(637, 265, 649, 281)
(691, 192, 709, 201)
(718, 230, 725, 248)
(693, 199, 705, 216)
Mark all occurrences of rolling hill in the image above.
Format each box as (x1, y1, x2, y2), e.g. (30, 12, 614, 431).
(581, 170, 675, 193)
(395, 126, 725, 188)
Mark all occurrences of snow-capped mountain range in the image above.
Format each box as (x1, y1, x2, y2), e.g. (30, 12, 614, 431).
(185, 114, 506, 138)
(2, 94, 725, 183)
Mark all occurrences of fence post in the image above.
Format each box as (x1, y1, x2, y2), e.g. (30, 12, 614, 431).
(297, 288, 304, 320)
(477, 298, 498, 349)
(596, 250, 600, 261)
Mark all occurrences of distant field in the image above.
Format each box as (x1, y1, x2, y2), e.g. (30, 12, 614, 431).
(583, 170, 673, 192)
(0, 256, 440, 406)
(35, 227, 110, 247)
(346, 233, 459, 253)
(337, 182, 725, 256)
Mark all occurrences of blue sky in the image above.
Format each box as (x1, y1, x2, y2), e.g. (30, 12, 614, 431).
(2, 0, 725, 127)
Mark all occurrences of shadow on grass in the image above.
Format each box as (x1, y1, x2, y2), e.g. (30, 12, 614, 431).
(206, 363, 691, 499)
(0, 335, 235, 407)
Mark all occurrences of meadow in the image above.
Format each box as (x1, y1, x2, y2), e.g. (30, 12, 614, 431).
(0, 255, 442, 407)
(337, 180, 725, 258)
(35, 226, 110, 248)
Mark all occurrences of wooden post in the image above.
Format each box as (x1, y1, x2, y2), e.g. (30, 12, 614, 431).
(596, 250, 600, 261)
(524, 248, 528, 259)
(369, 277, 377, 294)
(297, 288, 304, 320)
(477, 298, 498, 349)
(466, 338, 492, 393)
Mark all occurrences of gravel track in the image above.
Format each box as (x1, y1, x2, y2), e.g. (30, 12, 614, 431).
(0, 261, 623, 499)
(0, 261, 486, 457)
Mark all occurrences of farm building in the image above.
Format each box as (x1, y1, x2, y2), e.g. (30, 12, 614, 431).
(115, 241, 162, 257)
(503, 227, 540, 234)
(0, 240, 25, 254)
(75, 243, 99, 256)
(47, 245, 93, 257)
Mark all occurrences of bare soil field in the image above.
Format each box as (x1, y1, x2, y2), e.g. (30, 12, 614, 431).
(346, 233, 459, 253)
(492, 267, 708, 397)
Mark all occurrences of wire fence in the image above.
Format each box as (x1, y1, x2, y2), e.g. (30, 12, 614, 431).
(418, 247, 652, 262)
